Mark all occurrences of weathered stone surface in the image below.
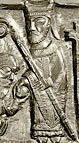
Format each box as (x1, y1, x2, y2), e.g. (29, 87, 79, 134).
(0, 10, 31, 142)
(55, 0, 79, 5)
(0, 0, 22, 4)
(0, 0, 78, 143)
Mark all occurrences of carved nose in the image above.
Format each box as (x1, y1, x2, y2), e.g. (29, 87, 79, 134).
(31, 21, 36, 31)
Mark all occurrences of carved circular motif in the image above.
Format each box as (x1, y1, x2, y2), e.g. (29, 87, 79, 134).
(0, 23, 7, 38)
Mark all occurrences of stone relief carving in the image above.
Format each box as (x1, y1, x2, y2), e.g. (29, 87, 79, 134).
(0, 0, 78, 143)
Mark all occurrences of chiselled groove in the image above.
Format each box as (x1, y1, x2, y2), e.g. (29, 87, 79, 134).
(0, 4, 24, 10)
(54, 2, 79, 8)
(64, 30, 78, 134)
(72, 40, 78, 117)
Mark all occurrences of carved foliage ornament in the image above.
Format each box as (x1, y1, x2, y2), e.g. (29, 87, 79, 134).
(0, 18, 8, 38)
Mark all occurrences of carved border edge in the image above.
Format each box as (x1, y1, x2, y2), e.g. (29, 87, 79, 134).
(0, 2, 79, 10)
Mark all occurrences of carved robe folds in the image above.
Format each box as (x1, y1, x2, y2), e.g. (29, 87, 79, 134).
(22, 41, 68, 143)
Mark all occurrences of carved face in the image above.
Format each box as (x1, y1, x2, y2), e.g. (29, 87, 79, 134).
(27, 16, 50, 44)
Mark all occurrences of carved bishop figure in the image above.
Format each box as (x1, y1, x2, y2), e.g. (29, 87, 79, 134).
(16, 0, 70, 142)
(0, 0, 78, 143)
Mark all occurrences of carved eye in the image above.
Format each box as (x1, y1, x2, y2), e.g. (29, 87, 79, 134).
(35, 17, 46, 26)
(32, 17, 46, 32)
(0, 23, 7, 38)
